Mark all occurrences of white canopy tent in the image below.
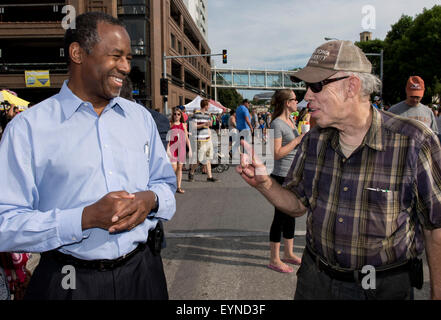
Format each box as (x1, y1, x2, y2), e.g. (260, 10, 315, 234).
(184, 95, 223, 114)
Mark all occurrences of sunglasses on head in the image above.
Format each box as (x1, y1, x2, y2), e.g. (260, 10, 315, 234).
(305, 76, 350, 93)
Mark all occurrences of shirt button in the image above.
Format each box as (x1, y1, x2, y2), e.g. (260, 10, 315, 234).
(337, 250, 342, 255)
(109, 171, 113, 175)
(342, 158, 346, 163)
(104, 144, 109, 148)
(72, 237, 76, 241)
(343, 187, 348, 192)
(338, 217, 344, 223)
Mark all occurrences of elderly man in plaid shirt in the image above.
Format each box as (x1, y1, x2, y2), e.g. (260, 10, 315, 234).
(237, 40, 441, 300)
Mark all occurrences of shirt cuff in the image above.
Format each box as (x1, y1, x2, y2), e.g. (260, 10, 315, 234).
(56, 207, 87, 245)
(148, 185, 176, 221)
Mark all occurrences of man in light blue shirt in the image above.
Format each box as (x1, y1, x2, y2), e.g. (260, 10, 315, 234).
(0, 12, 176, 300)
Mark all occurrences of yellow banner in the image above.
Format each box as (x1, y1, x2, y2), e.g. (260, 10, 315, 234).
(25, 70, 50, 87)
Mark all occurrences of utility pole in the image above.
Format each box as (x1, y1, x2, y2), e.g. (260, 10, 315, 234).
(162, 50, 227, 116)
(365, 50, 384, 97)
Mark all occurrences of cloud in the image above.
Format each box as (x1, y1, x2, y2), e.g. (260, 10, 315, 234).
(208, 0, 440, 70)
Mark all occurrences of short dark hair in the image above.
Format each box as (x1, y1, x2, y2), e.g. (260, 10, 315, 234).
(64, 12, 126, 65)
(201, 99, 209, 108)
(242, 99, 249, 104)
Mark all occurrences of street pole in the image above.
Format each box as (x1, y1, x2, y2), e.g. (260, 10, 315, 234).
(380, 49, 384, 97)
(214, 65, 217, 101)
(366, 51, 384, 97)
(163, 53, 168, 116)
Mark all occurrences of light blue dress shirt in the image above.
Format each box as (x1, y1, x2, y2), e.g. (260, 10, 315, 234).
(0, 81, 176, 260)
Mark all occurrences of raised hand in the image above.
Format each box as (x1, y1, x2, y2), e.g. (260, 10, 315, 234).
(236, 139, 272, 190)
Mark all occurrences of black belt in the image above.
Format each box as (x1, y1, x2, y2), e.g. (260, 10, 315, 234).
(45, 242, 147, 272)
(305, 246, 411, 283)
(45, 223, 164, 272)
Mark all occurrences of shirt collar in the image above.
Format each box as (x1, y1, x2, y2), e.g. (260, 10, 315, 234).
(363, 106, 384, 151)
(327, 105, 384, 153)
(58, 81, 127, 121)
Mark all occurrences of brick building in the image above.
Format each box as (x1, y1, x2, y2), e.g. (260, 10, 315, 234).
(0, 0, 211, 113)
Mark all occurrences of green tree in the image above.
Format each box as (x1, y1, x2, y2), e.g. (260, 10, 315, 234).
(216, 88, 243, 110)
(355, 39, 385, 81)
(382, 6, 441, 104)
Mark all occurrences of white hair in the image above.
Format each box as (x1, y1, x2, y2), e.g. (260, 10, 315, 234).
(343, 72, 382, 98)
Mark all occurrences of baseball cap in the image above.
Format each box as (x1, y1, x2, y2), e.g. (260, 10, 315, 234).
(290, 40, 372, 83)
(177, 105, 185, 110)
(406, 76, 425, 97)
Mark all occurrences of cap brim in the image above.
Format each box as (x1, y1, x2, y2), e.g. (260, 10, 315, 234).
(290, 66, 338, 83)
(406, 89, 424, 97)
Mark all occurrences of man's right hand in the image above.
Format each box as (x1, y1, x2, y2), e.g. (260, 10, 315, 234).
(236, 140, 307, 218)
(236, 139, 272, 191)
(81, 191, 135, 231)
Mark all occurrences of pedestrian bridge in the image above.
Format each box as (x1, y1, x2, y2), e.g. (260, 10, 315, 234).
(211, 67, 306, 91)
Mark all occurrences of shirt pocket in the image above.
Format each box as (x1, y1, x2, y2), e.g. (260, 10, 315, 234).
(125, 148, 150, 191)
(362, 189, 402, 238)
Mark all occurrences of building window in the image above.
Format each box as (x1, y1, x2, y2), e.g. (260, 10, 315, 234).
(178, 41, 182, 54)
(171, 33, 176, 50)
(124, 18, 147, 56)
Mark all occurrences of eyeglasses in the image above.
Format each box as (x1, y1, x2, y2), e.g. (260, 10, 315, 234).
(288, 98, 297, 102)
(174, 112, 181, 115)
(305, 76, 350, 93)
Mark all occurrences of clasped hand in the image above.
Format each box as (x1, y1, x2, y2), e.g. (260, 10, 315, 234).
(82, 190, 156, 233)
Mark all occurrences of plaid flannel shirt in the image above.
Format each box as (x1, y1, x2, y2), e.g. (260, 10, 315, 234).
(285, 107, 441, 269)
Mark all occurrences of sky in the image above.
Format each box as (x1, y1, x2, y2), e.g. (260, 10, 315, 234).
(207, 0, 440, 99)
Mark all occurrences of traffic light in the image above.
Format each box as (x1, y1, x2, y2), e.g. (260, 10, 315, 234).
(160, 78, 168, 95)
(222, 49, 227, 64)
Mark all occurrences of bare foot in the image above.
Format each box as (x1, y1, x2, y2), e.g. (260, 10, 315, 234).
(282, 255, 302, 265)
(268, 260, 293, 272)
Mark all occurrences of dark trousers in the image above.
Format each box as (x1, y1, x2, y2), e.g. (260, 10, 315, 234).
(269, 174, 295, 242)
(294, 248, 414, 300)
(24, 244, 168, 300)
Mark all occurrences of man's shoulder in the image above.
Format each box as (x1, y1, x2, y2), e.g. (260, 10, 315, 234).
(146, 108, 170, 131)
(15, 94, 60, 122)
(381, 110, 434, 142)
(192, 111, 209, 118)
(388, 101, 407, 113)
(117, 97, 148, 114)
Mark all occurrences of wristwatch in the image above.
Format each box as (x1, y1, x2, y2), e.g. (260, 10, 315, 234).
(151, 192, 159, 213)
